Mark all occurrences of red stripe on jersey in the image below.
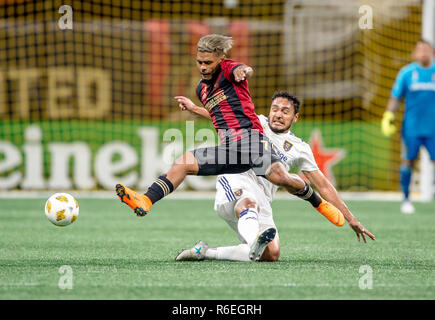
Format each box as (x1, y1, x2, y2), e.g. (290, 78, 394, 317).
(220, 59, 263, 134)
(209, 109, 219, 132)
(232, 80, 263, 133)
(207, 75, 243, 140)
(216, 83, 243, 129)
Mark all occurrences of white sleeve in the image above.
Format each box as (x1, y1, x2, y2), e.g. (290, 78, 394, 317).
(257, 114, 268, 127)
(298, 143, 319, 172)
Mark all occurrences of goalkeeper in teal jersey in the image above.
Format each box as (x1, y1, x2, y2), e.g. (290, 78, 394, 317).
(381, 39, 435, 214)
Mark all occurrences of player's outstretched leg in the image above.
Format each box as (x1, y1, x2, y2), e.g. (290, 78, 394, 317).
(236, 199, 260, 247)
(178, 197, 280, 262)
(295, 182, 345, 226)
(175, 241, 209, 261)
(116, 152, 198, 216)
(176, 243, 253, 262)
(116, 183, 153, 217)
(265, 162, 345, 226)
(313, 198, 345, 226)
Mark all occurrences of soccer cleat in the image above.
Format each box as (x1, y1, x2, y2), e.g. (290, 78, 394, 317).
(175, 241, 209, 261)
(315, 199, 345, 227)
(249, 228, 276, 262)
(116, 183, 152, 217)
(401, 200, 415, 214)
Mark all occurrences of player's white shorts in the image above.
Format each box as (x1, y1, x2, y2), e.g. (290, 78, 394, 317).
(214, 174, 278, 244)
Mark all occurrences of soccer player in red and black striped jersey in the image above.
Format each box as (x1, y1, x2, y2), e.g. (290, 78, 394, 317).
(116, 34, 343, 229)
(193, 48, 262, 140)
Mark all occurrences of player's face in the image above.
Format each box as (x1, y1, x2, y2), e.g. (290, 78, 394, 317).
(268, 97, 299, 133)
(413, 42, 434, 67)
(196, 51, 224, 80)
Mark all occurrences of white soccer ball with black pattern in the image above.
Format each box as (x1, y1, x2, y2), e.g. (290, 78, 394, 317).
(44, 193, 79, 227)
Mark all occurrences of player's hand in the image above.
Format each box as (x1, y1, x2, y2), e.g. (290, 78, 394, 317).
(348, 219, 375, 243)
(233, 66, 253, 82)
(174, 96, 196, 112)
(381, 111, 396, 137)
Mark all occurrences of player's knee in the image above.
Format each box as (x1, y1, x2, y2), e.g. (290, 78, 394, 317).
(260, 238, 280, 262)
(269, 250, 280, 262)
(243, 197, 258, 209)
(236, 197, 258, 215)
(173, 152, 198, 174)
(261, 247, 280, 262)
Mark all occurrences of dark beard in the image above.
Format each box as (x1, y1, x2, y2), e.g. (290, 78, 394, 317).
(268, 122, 290, 133)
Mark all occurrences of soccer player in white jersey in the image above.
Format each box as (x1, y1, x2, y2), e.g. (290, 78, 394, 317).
(176, 91, 375, 262)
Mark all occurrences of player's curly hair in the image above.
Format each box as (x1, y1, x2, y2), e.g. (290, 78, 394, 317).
(271, 91, 301, 114)
(197, 34, 234, 56)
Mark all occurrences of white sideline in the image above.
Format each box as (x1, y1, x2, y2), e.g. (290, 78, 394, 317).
(0, 190, 407, 201)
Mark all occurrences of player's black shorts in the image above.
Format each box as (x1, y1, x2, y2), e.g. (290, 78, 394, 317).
(192, 129, 282, 176)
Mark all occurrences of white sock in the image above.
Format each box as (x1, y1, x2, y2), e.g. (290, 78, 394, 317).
(204, 244, 250, 262)
(237, 208, 259, 246)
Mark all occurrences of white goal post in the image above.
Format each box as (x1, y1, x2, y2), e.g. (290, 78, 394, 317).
(414, 0, 435, 202)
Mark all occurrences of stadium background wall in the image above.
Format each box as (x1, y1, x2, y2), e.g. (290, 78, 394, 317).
(0, 0, 422, 191)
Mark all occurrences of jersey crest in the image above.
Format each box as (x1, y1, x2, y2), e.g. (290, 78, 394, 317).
(233, 189, 243, 198)
(201, 84, 208, 101)
(204, 89, 227, 111)
(283, 140, 293, 152)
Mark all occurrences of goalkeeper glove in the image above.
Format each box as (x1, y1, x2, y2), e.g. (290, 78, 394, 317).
(381, 111, 396, 137)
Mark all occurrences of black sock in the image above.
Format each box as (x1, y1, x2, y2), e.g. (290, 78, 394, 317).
(144, 175, 174, 204)
(295, 183, 322, 207)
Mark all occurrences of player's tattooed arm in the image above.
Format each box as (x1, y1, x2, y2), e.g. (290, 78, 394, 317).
(265, 162, 282, 178)
(174, 96, 212, 120)
(233, 65, 254, 82)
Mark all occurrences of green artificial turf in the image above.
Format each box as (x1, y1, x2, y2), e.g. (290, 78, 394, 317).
(0, 197, 434, 300)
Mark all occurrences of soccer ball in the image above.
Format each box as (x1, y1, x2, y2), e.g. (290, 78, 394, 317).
(45, 193, 79, 227)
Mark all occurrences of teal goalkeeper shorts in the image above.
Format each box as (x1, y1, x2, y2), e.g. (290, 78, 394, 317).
(402, 134, 435, 161)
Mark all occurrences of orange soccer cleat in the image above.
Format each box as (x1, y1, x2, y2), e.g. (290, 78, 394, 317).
(116, 183, 152, 217)
(315, 200, 345, 227)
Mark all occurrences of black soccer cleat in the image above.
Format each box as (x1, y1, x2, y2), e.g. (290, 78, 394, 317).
(249, 228, 277, 262)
